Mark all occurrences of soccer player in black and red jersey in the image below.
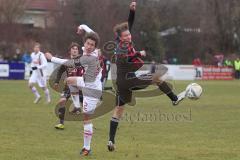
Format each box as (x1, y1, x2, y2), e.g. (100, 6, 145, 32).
(107, 1, 186, 151)
(52, 42, 84, 130)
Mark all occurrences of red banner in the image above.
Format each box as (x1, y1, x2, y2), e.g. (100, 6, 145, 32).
(202, 66, 234, 80)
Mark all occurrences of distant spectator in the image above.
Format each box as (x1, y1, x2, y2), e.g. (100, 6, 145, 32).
(21, 52, 32, 64)
(192, 57, 202, 78)
(4, 54, 10, 62)
(234, 58, 240, 79)
(172, 57, 178, 64)
(150, 60, 156, 73)
(224, 59, 233, 67)
(168, 57, 178, 64)
(13, 48, 22, 62)
(162, 59, 168, 64)
(192, 58, 202, 66)
(214, 54, 224, 67)
(12, 53, 22, 62)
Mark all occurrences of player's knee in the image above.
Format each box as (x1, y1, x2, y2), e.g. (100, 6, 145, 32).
(83, 120, 91, 125)
(83, 114, 91, 123)
(28, 83, 33, 88)
(114, 106, 124, 118)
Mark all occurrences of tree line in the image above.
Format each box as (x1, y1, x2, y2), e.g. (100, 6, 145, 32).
(1, 0, 240, 63)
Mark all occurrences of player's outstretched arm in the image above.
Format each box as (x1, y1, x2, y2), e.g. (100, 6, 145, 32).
(128, 1, 136, 32)
(45, 52, 68, 64)
(77, 24, 94, 35)
(139, 50, 146, 57)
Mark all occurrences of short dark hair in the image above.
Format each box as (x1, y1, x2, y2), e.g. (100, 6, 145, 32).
(84, 32, 100, 48)
(34, 42, 41, 48)
(113, 22, 129, 37)
(68, 42, 80, 51)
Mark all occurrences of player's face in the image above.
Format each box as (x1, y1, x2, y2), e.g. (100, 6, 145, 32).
(70, 46, 79, 58)
(34, 46, 40, 53)
(84, 39, 96, 54)
(120, 30, 132, 43)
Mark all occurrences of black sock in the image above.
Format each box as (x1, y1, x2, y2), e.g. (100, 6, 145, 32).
(109, 117, 119, 144)
(158, 81, 178, 101)
(166, 92, 178, 101)
(58, 107, 66, 124)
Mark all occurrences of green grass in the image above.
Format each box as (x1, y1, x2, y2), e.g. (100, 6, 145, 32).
(0, 80, 240, 160)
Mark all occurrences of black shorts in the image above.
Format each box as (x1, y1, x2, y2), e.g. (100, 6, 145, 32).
(116, 75, 152, 106)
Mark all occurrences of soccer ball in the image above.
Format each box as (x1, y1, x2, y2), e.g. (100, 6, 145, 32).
(185, 83, 202, 100)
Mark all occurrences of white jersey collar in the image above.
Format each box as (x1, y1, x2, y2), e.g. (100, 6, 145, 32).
(82, 47, 98, 57)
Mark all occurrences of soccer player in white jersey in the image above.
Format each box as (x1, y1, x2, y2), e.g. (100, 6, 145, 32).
(45, 28, 102, 156)
(29, 43, 51, 104)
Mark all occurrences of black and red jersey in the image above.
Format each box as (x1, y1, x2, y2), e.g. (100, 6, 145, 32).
(67, 67, 85, 77)
(54, 56, 85, 84)
(114, 9, 144, 79)
(115, 40, 144, 78)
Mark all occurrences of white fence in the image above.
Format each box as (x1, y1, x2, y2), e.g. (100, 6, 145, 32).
(24, 63, 233, 81)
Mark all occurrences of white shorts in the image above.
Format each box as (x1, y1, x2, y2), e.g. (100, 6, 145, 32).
(76, 76, 102, 114)
(82, 96, 99, 114)
(29, 71, 47, 88)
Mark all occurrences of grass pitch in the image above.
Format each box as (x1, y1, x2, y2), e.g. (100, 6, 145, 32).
(0, 80, 240, 160)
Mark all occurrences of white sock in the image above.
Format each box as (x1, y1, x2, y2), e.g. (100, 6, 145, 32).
(31, 87, 40, 98)
(71, 94, 80, 108)
(69, 85, 80, 108)
(83, 123, 93, 150)
(44, 88, 51, 102)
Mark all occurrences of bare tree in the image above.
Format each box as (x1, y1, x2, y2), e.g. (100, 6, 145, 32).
(0, 0, 26, 23)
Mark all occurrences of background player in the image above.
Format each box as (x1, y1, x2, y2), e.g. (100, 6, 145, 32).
(53, 42, 84, 130)
(28, 43, 51, 104)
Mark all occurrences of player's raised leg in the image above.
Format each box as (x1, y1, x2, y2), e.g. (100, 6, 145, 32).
(67, 77, 85, 113)
(152, 69, 186, 105)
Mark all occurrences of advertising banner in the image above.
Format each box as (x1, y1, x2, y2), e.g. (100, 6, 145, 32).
(0, 63, 9, 78)
(202, 66, 234, 80)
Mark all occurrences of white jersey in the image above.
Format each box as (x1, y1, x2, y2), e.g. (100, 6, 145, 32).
(29, 51, 48, 87)
(30, 51, 47, 76)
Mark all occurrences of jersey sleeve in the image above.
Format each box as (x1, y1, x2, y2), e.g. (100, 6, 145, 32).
(128, 10, 135, 32)
(78, 24, 94, 33)
(51, 57, 68, 64)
